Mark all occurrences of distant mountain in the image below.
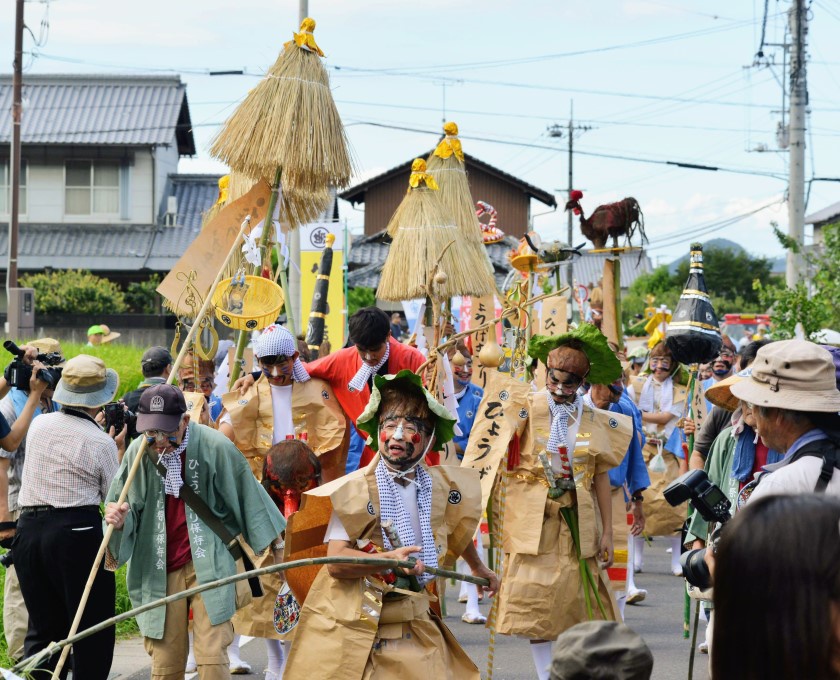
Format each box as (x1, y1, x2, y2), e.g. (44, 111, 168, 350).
(667, 238, 747, 274)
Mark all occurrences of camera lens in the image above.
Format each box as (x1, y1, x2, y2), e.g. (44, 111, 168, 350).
(680, 548, 713, 590)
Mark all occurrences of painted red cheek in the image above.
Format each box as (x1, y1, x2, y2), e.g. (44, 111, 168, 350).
(380, 431, 389, 443)
(411, 433, 421, 444)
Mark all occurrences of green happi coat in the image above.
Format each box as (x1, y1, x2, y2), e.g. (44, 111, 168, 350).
(105, 422, 286, 639)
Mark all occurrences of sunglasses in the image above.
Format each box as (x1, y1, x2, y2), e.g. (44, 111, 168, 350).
(259, 355, 292, 366)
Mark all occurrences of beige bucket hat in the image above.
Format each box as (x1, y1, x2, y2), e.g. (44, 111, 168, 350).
(729, 340, 840, 413)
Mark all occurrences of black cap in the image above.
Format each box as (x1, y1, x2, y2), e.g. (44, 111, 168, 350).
(142, 346, 173, 367)
(137, 384, 186, 432)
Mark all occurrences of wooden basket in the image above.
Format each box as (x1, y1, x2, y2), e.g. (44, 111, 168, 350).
(211, 275, 284, 331)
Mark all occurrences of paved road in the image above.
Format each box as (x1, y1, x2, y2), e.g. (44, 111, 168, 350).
(114, 539, 709, 680)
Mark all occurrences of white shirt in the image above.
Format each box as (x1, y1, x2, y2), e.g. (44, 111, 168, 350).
(324, 480, 423, 546)
(219, 383, 294, 443)
(749, 456, 840, 502)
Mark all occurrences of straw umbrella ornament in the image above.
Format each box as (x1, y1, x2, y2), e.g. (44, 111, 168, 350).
(377, 159, 481, 301)
(425, 121, 496, 297)
(210, 18, 352, 196)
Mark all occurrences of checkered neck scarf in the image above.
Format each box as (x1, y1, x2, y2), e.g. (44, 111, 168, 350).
(255, 324, 310, 383)
(348, 342, 390, 393)
(546, 391, 580, 455)
(374, 458, 437, 584)
(157, 426, 190, 498)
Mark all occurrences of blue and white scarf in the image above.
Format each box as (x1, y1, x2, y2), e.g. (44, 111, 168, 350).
(157, 427, 190, 497)
(547, 392, 580, 455)
(348, 342, 390, 393)
(374, 458, 437, 584)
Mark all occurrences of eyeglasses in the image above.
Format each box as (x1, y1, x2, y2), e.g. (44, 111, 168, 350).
(380, 417, 428, 437)
(144, 429, 179, 445)
(259, 355, 292, 366)
(182, 378, 213, 391)
(650, 358, 672, 368)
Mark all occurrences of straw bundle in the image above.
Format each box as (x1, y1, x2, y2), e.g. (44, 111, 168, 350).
(210, 18, 353, 195)
(378, 159, 489, 301)
(228, 172, 332, 227)
(425, 121, 496, 296)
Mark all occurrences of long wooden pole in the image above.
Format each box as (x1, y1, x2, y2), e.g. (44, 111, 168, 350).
(50, 218, 252, 680)
(19, 555, 489, 677)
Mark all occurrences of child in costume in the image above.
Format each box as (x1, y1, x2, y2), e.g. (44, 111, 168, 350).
(283, 370, 498, 680)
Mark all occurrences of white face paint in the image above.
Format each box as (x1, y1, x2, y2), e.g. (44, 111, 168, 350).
(364, 352, 373, 362)
(392, 423, 405, 441)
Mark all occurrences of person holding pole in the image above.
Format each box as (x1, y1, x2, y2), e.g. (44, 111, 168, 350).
(283, 370, 498, 679)
(103, 384, 285, 680)
(14, 355, 125, 680)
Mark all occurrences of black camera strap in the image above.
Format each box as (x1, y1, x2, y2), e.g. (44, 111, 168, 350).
(152, 458, 264, 598)
(785, 439, 840, 494)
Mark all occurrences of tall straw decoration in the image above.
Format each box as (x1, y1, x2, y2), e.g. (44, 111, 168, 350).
(210, 18, 353, 196)
(424, 121, 496, 297)
(377, 159, 487, 300)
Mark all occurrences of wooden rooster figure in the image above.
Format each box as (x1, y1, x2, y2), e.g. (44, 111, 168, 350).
(564, 190, 647, 249)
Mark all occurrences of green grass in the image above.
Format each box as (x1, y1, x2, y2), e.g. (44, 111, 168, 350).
(56, 342, 146, 399)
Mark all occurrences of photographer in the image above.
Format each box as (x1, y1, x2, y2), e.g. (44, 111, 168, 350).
(13, 355, 125, 680)
(0, 338, 63, 662)
(122, 346, 172, 440)
(710, 494, 840, 680)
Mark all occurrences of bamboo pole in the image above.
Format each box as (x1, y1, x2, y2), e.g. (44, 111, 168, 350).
(17, 555, 490, 677)
(416, 287, 569, 377)
(50, 218, 252, 680)
(229, 169, 294, 388)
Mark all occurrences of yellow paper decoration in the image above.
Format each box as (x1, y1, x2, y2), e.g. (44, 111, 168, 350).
(408, 158, 439, 190)
(433, 121, 465, 162)
(215, 174, 230, 206)
(285, 17, 325, 57)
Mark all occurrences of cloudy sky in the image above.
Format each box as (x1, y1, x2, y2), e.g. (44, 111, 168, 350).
(5, 0, 840, 265)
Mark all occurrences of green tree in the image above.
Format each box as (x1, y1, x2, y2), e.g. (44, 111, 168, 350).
(125, 274, 163, 314)
(756, 222, 840, 338)
(673, 247, 772, 307)
(20, 269, 127, 315)
(347, 286, 376, 316)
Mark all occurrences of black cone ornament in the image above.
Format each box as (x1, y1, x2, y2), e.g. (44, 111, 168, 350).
(665, 243, 722, 364)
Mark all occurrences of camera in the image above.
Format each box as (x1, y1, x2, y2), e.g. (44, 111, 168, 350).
(664, 470, 732, 590)
(103, 401, 135, 434)
(3, 340, 64, 391)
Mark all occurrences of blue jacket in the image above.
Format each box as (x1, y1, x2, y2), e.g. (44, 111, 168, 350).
(607, 393, 650, 496)
(454, 384, 484, 458)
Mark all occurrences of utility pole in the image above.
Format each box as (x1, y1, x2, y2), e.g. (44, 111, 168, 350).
(786, 0, 808, 286)
(548, 101, 591, 287)
(287, 0, 309, 336)
(6, 0, 24, 336)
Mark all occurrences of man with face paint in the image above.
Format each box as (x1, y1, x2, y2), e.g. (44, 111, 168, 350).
(103, 384, 285, 680)
(283, 370, 497, 680)
(178, 353, 223, 423)
(234, 308, 426, 474)
(450, 343, 484, 460)
(489, 325, 633, 680)
(218, 324, 337, 678)
(626, 341, 689, 576)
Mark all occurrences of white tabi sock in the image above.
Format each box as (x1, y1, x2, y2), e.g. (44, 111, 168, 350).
(626, 537, 638, 592)
(633, 535, 645, 571)
(670, 536, 683, 573)
(529, 641, 552, 680)
(186, 631, 196, 669)
(228, 634, 244, 664)
(265, 638, 285, 675)
(616, 591, 627, 620)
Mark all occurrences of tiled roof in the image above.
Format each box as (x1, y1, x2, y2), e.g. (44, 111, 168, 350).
(0, 74, 196, 155)
(340, 153, 557, 208)
(0, 174, 218, 272)
(805, 200, 840, 227)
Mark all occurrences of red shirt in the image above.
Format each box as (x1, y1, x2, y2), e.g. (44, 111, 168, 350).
(742, 441, 771, 491)
(165, 452, 191, 572)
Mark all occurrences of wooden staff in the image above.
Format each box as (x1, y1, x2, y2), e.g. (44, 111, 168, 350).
(18, 556, 490, 678)
(416, 287, 569, 377)
(50, 218, 252, 680)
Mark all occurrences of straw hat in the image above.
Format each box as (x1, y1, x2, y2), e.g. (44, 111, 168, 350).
(729, 340, 840, 413)
(87, 324, 121, 344)
(705, 367, 752, 412)
(28, 337, 65, 364)
(53, 355, 119, 409)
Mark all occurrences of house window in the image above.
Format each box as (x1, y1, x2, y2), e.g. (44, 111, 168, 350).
(0, 161, 27, 215)
(65, 160, 120, 215)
